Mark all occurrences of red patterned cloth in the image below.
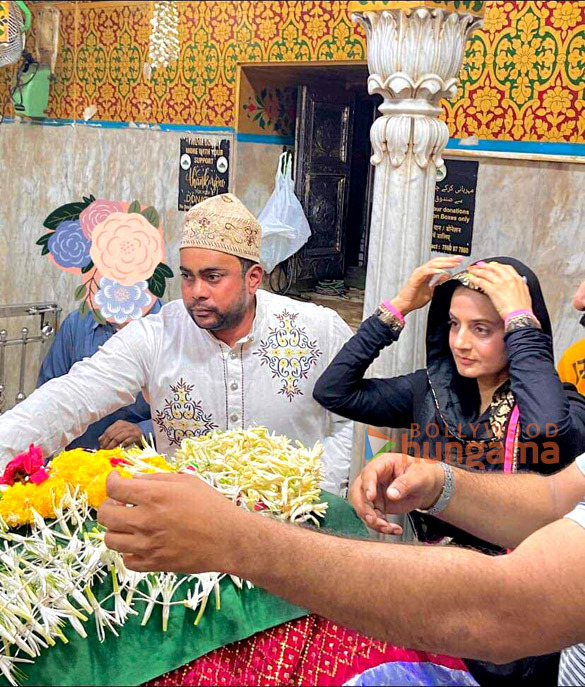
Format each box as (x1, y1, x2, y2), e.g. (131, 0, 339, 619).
(147, 615, 467, 686)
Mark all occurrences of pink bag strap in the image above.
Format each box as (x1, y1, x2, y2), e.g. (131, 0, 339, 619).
(504, 405, 521, 553)
(504, 404, 520, 475)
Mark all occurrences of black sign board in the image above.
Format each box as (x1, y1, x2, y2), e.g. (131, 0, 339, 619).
(432, 159, 479, 257)
(178, 137, 230, 212)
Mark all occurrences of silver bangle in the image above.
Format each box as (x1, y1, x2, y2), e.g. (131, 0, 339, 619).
(420, 462, 455, 516)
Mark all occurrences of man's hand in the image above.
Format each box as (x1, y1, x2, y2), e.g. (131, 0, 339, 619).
(97, 471, 247, 574)
(99, 420, 144, 450)
(349, 453, 445, 535)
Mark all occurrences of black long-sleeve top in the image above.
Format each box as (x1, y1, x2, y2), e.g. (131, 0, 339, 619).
(314, 314, 585, 552)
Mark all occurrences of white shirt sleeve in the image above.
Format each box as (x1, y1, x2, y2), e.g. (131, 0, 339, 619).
(320, 311, 355, 497)
(321, 416, 354, 497)
(0, 319, 154, 465)
(576, 453, 585, 477)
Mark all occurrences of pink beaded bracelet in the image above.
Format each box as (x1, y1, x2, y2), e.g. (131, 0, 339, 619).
(382, 299, 405, 324)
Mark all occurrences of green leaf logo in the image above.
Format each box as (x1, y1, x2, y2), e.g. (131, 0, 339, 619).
(372, 439, 396, 459)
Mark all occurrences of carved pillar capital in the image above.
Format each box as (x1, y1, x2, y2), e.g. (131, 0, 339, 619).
(353, 7, 483, 169)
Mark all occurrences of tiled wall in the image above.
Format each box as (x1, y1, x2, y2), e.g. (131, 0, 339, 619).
(1, 1, 583, 143)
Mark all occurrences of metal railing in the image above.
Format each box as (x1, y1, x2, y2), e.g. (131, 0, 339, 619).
(0, 302, 61, 413)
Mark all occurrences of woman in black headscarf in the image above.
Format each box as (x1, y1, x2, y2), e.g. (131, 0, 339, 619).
(314, 256, 585, 684)
(314, 256, 585, 683)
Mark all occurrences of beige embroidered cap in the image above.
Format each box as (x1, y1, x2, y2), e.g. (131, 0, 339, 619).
(180, 193, 261, 262)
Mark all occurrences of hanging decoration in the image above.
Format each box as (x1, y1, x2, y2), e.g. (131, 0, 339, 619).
(147, 1, 179, 73)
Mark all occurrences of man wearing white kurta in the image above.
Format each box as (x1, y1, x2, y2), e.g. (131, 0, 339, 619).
(0, 194, 354, 495)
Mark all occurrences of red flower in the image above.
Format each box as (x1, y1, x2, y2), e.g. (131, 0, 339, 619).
(1, 444, 46, 486)
(29, 467, 49, 485)
(110, 457, 130, 467)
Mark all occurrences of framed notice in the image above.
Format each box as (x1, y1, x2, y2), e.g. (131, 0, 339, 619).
(432, 159, 479, 257)
(178, 137, 230, 212)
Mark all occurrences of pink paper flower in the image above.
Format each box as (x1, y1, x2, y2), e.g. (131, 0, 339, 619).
(1, 444, 46, 486)
(80, 200, 124, 240)
(90, 212, 164, 286)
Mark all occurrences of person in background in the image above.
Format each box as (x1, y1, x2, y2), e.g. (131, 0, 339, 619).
(34, 195, 171, 451)
(314, 257, 585, 551)
(558, 279, 585, 395)
(37, 299, 162, 450)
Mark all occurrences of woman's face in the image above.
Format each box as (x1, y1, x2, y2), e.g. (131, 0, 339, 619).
(448, 286, 508, 380)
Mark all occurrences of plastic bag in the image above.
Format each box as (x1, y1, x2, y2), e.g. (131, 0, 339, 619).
(344, 661, 479, 686)
(258, 152, 311, 273)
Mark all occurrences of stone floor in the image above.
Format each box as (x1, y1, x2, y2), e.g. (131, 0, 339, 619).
(289, 288, 365, 332)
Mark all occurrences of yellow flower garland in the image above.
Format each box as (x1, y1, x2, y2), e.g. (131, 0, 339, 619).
(0, 448, 174, 527)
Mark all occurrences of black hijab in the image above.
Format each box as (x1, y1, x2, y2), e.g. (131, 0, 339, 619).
(425, 257, 553, 438)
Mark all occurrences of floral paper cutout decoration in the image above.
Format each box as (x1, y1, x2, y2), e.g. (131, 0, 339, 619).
(93, 279, 153, 323)
(90, 212, 165, 285)
(79, 199, 124, 240)
(37, 196, 173, 325)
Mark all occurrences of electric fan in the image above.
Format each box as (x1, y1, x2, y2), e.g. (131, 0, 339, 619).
(0, 1, 31, 68)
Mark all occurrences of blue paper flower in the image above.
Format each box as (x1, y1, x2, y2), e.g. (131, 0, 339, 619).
(94, 278, 153, 324)
(48, 220, 92, 269)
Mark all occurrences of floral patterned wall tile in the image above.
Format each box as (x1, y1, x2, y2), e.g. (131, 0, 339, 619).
(0, 1, 582, 144)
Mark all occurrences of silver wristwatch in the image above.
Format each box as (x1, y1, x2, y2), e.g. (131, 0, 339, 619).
(420, 462, 455, 516)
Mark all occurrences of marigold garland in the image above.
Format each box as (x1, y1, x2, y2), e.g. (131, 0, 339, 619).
(0, 429, 327, 686)
(0, 447, 173, 526)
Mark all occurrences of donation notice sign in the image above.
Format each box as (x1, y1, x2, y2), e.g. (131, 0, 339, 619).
(432, 159, 479, 257)
(178, 137, 230, 212)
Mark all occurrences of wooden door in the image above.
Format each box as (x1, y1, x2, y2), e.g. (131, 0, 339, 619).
(294, 86, 355, 281)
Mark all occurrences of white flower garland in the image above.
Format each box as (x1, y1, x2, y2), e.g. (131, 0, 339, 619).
(0, 428, 327, 685)
(148, 1, 180, 71)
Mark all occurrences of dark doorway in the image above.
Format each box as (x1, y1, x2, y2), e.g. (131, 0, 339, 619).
(291, 73, 378, 290)
(240, 63, 378, 305)
(293, 85, 356, 282)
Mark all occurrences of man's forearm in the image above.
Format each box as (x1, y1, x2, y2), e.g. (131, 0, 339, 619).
(230, 512, 532, 663)
(99, 472, 585, 662)
(437, 463, 584, 548)
(0, 330, 145, 463)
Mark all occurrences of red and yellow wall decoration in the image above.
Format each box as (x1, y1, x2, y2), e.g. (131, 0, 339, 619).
(1, 1, 583, 145)
(0, 2, 10, 44)
(240, 82, 297, 139)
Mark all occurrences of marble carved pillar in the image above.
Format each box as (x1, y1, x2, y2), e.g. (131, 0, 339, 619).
(348, 1, 484, 494)
(353, 0, 484, 377)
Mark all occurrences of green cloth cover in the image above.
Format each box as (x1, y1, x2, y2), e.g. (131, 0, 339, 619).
(7, 492, 368, 686)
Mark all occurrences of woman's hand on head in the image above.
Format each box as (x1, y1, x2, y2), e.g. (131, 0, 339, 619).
(349, 453, 445, 535)
(391, 257, 464, 317)
(467, 262, 533, 320)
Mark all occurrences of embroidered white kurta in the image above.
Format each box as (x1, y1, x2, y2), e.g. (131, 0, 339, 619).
(0, 290, 354, 494)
